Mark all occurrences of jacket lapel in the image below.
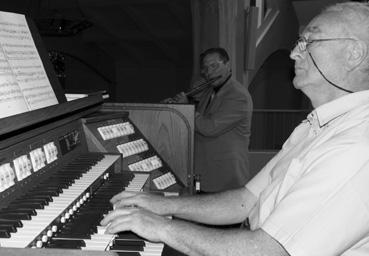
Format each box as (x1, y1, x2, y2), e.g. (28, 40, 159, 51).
(205, 79, 232, 114)
(197, 87, 214, 114)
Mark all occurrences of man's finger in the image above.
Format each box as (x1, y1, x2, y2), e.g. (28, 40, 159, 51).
(110, 191, 137, 204)
(105, 217, 133, 234)
(100, 208, 134, 226)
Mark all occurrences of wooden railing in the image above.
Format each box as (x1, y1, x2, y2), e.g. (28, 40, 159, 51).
(250, 109, 310, 150)
(248, 108, 310, 177)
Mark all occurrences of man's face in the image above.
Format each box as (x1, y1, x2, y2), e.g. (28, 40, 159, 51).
(290, 13, 347, 98)
(201, 53, 231, 87)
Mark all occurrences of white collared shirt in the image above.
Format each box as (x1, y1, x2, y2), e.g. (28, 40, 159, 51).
(246, 90, 369, 256)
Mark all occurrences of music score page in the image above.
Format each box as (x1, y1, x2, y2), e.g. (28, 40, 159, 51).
(0, 11, 58, 119)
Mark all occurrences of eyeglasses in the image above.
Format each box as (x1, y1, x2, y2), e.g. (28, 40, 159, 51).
(201, 61, 223, 74)
(295, 37, 357, 52)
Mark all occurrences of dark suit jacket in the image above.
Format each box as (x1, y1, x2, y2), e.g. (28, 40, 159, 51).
(194, 78, 253, 192)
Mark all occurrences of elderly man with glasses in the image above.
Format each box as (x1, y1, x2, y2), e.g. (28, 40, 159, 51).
(101, 2, 369, 256)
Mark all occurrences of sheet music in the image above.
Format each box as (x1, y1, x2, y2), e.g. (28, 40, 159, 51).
(0, 11, 58, 117)
(0, 42, 28, 118)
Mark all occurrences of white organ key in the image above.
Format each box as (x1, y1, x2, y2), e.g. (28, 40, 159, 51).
(0, 154, 120, 248)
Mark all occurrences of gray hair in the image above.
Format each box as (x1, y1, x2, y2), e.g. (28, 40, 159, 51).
(322, 2, 369, 40)
(323, 2, 369, 71)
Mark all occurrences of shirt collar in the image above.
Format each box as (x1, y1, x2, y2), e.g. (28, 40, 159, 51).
(312, 90, 369, 127)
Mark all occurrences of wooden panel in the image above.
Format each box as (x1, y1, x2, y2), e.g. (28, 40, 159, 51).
(102, 103, 194, 188)
(81, 111, 187, 193)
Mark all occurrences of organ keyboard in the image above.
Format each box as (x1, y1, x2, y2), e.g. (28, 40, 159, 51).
(46, 172, 164, 255)
(0, 96, 192, 256)
(0, 130, 165, 256)
(0, 153, 120, 248)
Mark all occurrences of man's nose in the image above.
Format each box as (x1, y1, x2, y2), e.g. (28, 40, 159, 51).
(290, 45, 303, 60)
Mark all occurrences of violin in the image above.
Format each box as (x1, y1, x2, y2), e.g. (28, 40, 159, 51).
(161, 76, 221, 103)
(184, 76, 222, 97)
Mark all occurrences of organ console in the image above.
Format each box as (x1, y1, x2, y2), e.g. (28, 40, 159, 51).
(0, 10, 194, 256)
(81, 107, 194, 194)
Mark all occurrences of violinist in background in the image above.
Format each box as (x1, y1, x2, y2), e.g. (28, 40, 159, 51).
(164, 47, 253, 193)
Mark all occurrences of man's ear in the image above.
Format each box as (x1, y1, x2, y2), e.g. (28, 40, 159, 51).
(225, 61, 231, 72)
(347, 39, 367, 70)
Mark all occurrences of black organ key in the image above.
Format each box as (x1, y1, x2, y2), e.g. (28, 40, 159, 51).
(115, 253, 141, 256)
(0, 212, 32, 220)
(7, 202, 45, 210)
(29, 187, 63, 195)
(47, 239, 86, 249)
(116, 232, 146, 241)
(111, 233, 148, 251)
(0, 230, 11, 238)
(9, 201, 49, 209)
(0, 208, 37, 216)
(0, 219, 23, 227)
(110, 235, 147, 251)
(0, 224, 17, 233)
(13, 197, 52, 205)
(110, 244, 145, 251)
(38, 181, 71, 189)
(27, 190, 60, 197)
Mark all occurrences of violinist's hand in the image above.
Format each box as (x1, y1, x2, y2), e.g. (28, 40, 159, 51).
(161, 97, 175, 103)
(161, 92, 189, 104)
(174, 92, 189, 103)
